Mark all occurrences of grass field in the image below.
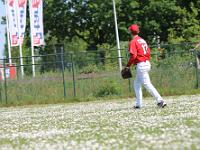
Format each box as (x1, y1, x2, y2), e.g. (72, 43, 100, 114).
(0, 95, 200, 150)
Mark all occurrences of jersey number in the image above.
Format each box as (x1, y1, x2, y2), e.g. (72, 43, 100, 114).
(142, 44, 148, 54)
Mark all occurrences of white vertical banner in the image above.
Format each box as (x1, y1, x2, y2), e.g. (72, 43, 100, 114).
(5, 0, 12, 64)
(7, 0, 19, 47)
(29, 0, 44, 77)
(17, 0, 27, 44)
(29, 0, 44, 46)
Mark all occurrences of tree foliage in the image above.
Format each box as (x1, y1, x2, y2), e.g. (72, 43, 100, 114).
(1, 0, 199, 67)
(1, 0, 199, 50)
(42, 0, 199, 50)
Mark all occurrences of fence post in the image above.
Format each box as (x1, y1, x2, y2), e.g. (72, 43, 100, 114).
(125, 49, 132, 92)
(3, 58, 8, 104)
(71, 53, 76, 97)
(0, 76, 2, 104)
(195, 51, 199, 89)
(60, 48, 67, 98)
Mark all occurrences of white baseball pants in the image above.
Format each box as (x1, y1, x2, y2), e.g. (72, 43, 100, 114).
(134, 61, 163, 107)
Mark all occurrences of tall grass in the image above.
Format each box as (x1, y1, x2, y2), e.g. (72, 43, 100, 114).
(0, 54, 199, 106)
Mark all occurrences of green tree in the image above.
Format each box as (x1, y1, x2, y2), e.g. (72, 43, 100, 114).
(1, 0, 200, 67)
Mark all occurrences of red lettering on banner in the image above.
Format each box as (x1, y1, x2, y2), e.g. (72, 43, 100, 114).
(18, 0, 26, 7)
(32, 0, 41, 8)
(8, 0, 14, 6)
(33, 36, 40, 45)
(12, 35, 18, 45)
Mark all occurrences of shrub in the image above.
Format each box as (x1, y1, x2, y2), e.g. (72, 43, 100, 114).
(94, 80, 121, 97)
(79, 64, 99, 74)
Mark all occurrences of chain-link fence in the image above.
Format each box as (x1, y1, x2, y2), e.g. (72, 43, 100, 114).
(0, 42, 199, 105)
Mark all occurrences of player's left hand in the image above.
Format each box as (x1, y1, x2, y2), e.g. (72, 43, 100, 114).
(121, 67, 132, 79)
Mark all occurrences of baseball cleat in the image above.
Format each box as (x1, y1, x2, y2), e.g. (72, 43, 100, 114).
(157, 101, 167, 108)
(133, 106, 141, 109)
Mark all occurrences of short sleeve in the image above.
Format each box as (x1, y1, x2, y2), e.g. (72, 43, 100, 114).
(129, 40, 137, 55)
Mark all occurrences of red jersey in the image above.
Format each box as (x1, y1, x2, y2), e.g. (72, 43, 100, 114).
(127, 36, 150, 66)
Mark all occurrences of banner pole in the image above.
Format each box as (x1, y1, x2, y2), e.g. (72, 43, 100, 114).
(31, 45, 35, 77)
(19, 43, 24, 77)
(112, 0, 122, 71)
(29, 0, 35, 77)
(5, 0, 12, 65)
(16, 1, 25, 77)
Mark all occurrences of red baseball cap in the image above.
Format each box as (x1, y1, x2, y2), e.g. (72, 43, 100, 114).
(128, 24, 139, 33)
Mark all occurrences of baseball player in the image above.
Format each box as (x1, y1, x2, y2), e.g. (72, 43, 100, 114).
(125, 24, 167, 109)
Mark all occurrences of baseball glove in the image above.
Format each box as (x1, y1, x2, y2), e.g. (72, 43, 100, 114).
(121, 67, 132, 79)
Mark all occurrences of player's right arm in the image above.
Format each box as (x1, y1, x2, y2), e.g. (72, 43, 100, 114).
(126, 40, 137, 67)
